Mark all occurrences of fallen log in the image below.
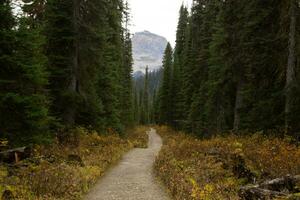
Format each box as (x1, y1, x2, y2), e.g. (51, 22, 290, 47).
(0, 147, 31, 163)
(239, 175, 300, 200)
(239, 185, 287, 200)
(260, 175, 300, 192)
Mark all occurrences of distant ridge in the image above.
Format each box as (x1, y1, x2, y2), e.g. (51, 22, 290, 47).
(133, 71, 144, 79)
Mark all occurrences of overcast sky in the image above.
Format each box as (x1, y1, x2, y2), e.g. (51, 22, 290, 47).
(128, 0, 192, 47)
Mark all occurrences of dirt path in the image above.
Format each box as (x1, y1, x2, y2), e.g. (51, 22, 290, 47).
(84, 128, 170, 200)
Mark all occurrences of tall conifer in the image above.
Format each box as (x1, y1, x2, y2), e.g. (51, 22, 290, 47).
(158, 43, 173, 125)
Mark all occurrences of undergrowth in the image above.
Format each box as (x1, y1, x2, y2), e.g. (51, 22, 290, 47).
(0, 126, 149, 199)
(154, 126, 300, 200)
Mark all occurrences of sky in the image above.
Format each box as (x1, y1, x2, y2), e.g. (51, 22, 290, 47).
(128, 0, 192, 47)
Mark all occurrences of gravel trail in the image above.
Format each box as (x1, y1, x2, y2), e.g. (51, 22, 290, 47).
(84, 128, 170, 200)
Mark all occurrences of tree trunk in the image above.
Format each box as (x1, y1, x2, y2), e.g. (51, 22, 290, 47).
(285, 0, 297, 134)
(234, 79, 244, 131)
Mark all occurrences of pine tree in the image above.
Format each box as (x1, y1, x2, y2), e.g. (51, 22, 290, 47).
(186, 0, 219, 135)
(98, 0, 125, 133)
(172, 5, 189, 128)
(236, 0, 284, 131)
(141, 66, 150, 124)
(133, 86, 140, 124)
(0, 0, 50, 145)
(181, 18, 195, 125)
(158, 43, 173, 125)
(120, 1, 134, 128)
(0, 1, 17, 142)
(206, 1, 235, 132)
(152, 88, 160, 124)
(74, 0, 106, 130)
(139, 88, 145, 124)
(45, 0, 80, 127)
(120, 32, 134, 127)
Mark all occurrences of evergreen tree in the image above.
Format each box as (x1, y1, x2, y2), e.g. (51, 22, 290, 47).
(75, 0, 106, 130)
(120, 1, 134, 128)
(141, 67, 150, 124)
(205, 0, 235, 133)
(98, 0, 125, 132)
(45, 0, 80, 127)
(0, 0, 18, 142)
(152, 88, 160, 124)
(0, 0, 50, 145)
(120, 32, 134, 127)
(133, 86, 140, 124)
(238, 0, 284, 131)
(158, 43, 173, 125)
(181, 17, 195, 124)
(186, 0, 219, 135)
(172, 5, 189, 128)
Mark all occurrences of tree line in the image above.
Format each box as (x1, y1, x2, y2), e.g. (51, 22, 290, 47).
(133, 68, 162, 125)
(0, 0, 133, 146)
(157, 0, 300, 138)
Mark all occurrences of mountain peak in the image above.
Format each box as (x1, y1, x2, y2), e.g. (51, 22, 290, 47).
(132, 31, 168, 72)
(138, 30, 160, 36)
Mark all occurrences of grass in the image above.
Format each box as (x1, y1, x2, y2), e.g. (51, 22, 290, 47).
(154, 126, 300, 200)
(0, 126, 149, 200)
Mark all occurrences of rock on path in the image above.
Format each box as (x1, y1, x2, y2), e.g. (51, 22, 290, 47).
(84, 128, 170, 200)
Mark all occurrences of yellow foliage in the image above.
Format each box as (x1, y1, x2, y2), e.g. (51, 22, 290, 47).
(154, 126, 300, 200)
(0, 126, 148, 200)
(125, 126, 149, 148)
(190, 178, 215, 200)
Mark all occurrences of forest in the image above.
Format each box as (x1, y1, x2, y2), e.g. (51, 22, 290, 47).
(1, 0, 133, 147)
(1, 0, 300, 199)
(138, 0, 300, 138)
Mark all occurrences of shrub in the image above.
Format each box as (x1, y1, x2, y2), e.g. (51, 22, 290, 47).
(154, 126, 300, 200)
(0, 126, 149, 199)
